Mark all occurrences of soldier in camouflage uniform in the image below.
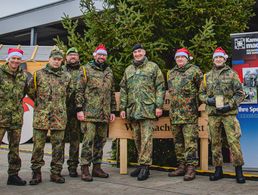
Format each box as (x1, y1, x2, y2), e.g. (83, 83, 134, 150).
(63, 47, 81, 177)
(28, 50, 71, 185)
(120, 44, 165, 181)
(76, 44, 116, 182)
(0, 48, 27, 186)
(199, 47, 246, 183)
(167, 48, 203, 181)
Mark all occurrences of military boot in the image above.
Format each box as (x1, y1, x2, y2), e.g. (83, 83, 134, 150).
(210, 166, 223, 181)
(68, 167, 78, 177)
(50, 174, 65, 184)
(137, 165, 150, 181)
(92, 164, 109, 178)
(81, 165, 93, 182)
(184, 165, 196, 181)
(130, 166, 142, 177)
(7, 174, 27, 186)
(168, 164, 185, 177)
(235, 166, 246, 184)
(29, 169, 42, 185)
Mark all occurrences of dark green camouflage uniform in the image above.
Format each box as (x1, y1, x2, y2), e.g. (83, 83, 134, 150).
(27, 64, 71, 175)
(0, 63, 28, 175)
(76, 61, 116, 165)
(167, 63, 203, 166)
(120, 57, 165, 165)
(63, 63, 81, 171)
(199, 65, 245, 167)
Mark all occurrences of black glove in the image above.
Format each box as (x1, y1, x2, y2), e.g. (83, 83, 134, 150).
(216, 104, 231, 113)
(207, 97, 216, 106)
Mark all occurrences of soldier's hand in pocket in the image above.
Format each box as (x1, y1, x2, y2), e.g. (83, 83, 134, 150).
(77, 111, 85, 121)
(216, 104, 231, 113)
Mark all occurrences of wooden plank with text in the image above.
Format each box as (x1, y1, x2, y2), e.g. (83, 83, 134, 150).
(109, 92, 208, 174)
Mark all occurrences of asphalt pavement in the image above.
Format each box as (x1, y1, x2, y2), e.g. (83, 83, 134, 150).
(0, 139, 258, 195)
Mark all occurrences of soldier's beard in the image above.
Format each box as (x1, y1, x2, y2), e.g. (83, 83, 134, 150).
(67, 60, 80, 67)
(97, 59, 104, 63)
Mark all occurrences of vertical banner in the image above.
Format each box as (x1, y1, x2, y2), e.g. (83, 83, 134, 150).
(231, 32, 258, 170)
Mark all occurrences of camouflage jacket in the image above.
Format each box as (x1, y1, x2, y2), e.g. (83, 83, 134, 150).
(167, 63, 203, 124)
(27, 64, 71, 130)
(0, 63, 28, 128)
(63, 63, 81, 117)
(75, 61, 116, 123)
(199, 65, 245, 116)
(119, 58, 165, 120)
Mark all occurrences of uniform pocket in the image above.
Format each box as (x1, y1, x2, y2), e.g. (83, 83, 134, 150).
(142, 100, 155, 115)
(221, 80, 233, 95)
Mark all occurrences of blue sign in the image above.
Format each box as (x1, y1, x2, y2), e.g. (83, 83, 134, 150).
(237, 104, 258, 169)
(231, 32, 258, 170)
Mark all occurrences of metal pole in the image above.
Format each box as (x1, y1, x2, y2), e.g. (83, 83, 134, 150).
(30, 27, 37, 45)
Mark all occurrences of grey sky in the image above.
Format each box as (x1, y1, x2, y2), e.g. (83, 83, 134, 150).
(0, 0, 63, 18)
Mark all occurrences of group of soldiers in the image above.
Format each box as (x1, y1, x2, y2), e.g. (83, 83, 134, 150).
(0, 44, 246, 186)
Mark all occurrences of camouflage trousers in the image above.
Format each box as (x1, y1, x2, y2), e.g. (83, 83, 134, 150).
(0, 127, 22, 175)
(64, 116, 80, 170)
(172, 124, 199, 166)
(31, 129, 65, 175)
(80, 122, 107, 165)
(209, 115, 244, 167)
(131, 119, 154, 165)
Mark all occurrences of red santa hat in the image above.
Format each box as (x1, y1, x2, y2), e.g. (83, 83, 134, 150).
(7, 48, 24, 59)
(93, 44, 107, 56)
(213, 47, 228, 59)
(175, 48, 193, 60)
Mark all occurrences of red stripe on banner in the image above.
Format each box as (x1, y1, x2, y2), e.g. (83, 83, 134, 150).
(22, 97, 34, 112)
